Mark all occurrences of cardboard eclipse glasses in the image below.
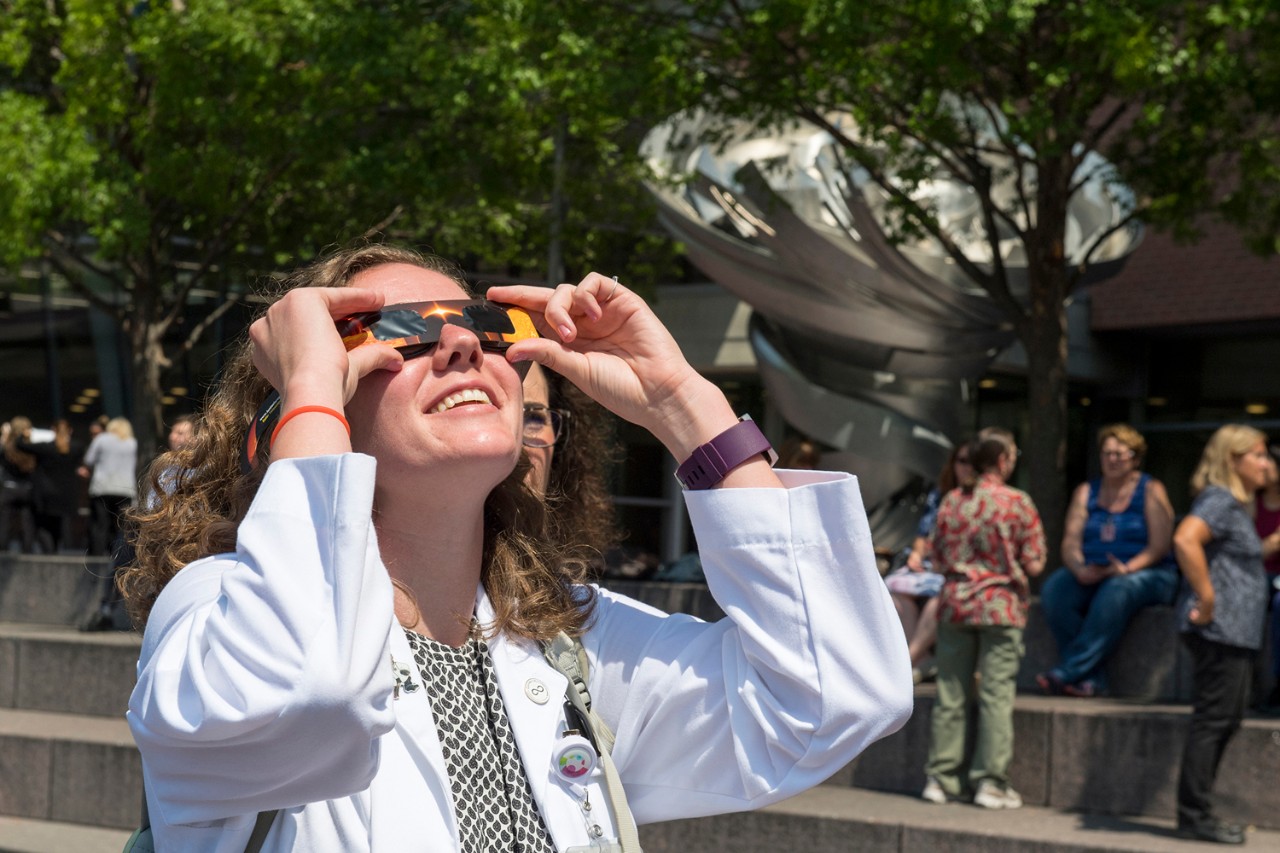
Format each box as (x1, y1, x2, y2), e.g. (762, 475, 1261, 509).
(242, 299, 539, 472)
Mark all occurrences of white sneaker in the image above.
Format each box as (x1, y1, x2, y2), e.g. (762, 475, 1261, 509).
(973, 779, 1022, 809)
(920, 776, 949, 804)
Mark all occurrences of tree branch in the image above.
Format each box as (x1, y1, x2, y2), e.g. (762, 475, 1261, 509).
(162, 155, 297, 329)
(176, 291, 243, 356)
(42, 249, 126, 319)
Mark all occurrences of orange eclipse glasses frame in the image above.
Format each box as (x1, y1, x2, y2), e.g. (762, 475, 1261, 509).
(242, 299, 540, 473)
(336, 299, 539, 358)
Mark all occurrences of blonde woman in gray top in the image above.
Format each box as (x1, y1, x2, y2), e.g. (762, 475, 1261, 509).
(80, 417, 137, 556)
(1172, 424, 1273, 844)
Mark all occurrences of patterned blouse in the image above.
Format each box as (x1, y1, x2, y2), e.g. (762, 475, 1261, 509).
(931, 472, 1046, 627)
(406, 629, 557, 853)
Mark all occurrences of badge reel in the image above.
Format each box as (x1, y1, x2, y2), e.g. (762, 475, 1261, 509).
(554, 731, 608, 842)
(553, 732, 598, 783)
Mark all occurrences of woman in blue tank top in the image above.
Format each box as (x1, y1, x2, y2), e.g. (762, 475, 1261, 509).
(1036, 424, 1178, 697)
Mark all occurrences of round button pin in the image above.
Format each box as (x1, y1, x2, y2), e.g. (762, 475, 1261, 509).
(524, 678, 550, 705)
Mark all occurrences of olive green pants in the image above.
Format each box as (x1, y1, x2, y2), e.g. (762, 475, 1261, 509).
(924, 621, 1024, 796)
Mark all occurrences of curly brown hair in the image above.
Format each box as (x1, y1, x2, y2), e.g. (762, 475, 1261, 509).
(541, 369, 622, 563)
(120, 243, 597, 641)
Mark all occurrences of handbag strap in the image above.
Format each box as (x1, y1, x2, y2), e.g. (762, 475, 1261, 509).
(246, 808, 279, 852)
(139, 776, 278, 852)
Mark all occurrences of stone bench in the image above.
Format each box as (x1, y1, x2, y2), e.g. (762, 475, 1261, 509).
(1019, 600, 1198, 703)
(601, 579, 1208, 703)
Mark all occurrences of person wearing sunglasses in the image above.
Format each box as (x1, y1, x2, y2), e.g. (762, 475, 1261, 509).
(1036, 423, 1178, 698)
(885, 442, 976, 684)
(119, 244, 911, 852)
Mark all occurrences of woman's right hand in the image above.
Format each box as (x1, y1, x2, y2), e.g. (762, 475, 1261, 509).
(1072, 563, 1112, 585)
(249, 288, 403, 408)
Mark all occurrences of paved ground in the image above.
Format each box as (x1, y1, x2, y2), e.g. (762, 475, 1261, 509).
(768, 786, 1280, 852)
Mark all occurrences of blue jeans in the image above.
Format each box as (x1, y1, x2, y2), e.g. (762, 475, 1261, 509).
(1040, 565, 1179, 687)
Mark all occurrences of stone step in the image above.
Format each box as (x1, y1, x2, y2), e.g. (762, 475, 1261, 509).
(641, 785, 1280, 852)
(842, 687, 1280, 830)
(0, 554, 113, 628)
(0, 816, 132, 853)
(0, 623, 139, 719)
(0, 708, 141, 831)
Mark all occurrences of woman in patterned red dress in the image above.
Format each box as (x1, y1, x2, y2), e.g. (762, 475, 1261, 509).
(921, 427, 1046, 810)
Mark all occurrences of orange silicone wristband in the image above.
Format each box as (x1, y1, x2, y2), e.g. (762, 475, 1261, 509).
(269, 405, 351, 449)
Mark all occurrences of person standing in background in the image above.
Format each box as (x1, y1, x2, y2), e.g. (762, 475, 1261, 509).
(17, 419, 82, 554)
(1173, 425, 1273, 845)
(1, 417, 38, 553)
(83, 415, 192, 632)
(79, 416, 137, 557)
(923, 428, 1046, 810)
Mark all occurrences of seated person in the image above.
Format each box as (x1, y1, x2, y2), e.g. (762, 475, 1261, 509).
(886, 442, 973, 682)
(1037, 424, 1178, 697)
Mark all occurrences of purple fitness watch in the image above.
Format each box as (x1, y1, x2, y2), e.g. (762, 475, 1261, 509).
(675, 415, 778, 490)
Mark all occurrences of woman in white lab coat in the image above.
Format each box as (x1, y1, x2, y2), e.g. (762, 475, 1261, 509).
(121, 244, 912, 852)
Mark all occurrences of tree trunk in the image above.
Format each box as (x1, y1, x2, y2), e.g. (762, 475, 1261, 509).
(126, 280, 167, 465)
(1020, 272, 1070, 577)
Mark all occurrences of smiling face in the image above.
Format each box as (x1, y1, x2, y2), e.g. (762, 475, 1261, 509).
(344, 263, 524, 495)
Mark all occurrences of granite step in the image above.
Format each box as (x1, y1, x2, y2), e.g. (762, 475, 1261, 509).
(0, 623, 140, 719)
(842, 687, 1280, 831)
(0, 554, 114, 629)
(0, 708, 141, 830)
(0, 815, 132, 853)
(642, 785, 1280, 852)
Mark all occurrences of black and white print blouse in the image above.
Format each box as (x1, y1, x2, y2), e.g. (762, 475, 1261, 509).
(406, 629, 558, 853)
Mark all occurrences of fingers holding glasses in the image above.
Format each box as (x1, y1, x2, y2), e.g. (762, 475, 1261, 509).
(488, 273, 628, 345)
(251, 288, 395, 403)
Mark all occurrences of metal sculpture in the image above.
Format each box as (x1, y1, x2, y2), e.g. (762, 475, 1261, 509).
(642, 111, 1142, 547)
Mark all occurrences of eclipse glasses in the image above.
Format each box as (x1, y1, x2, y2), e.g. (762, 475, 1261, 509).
(242, 299, 539, 472)
(337, 299, 538, 358)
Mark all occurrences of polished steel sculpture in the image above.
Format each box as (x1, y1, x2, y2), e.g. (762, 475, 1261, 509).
(642, 111, 1142, 547)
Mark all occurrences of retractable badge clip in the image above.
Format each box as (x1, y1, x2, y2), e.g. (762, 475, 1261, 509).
(553, 732, 598, 782)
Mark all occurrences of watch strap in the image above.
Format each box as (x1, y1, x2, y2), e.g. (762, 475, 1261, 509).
(675, 415, 777, 490)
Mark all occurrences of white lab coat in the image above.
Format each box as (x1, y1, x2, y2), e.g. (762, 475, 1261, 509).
(128, 454, 912, 852)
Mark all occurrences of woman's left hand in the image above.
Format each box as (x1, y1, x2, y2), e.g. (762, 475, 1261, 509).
(1108, 555, 1135, 575)
(489, 275, 739, 461)
(1188, 592, 1215, 626)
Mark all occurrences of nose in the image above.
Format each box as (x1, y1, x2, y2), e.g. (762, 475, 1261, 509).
(431, 322, 484, 371)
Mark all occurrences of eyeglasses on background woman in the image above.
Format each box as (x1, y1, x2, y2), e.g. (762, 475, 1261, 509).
(523, 403, 567, 449)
